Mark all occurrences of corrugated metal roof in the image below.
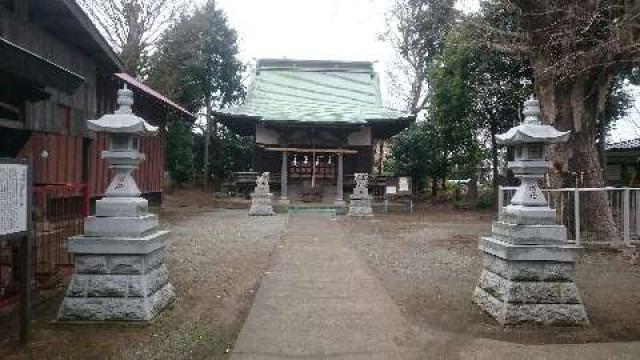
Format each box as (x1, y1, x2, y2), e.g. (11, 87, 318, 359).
(607, 138, 640, 150)
(218, 59, 409, 124)
(115, 73, 195, 121)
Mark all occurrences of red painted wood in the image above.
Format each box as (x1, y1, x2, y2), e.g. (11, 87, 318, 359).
(18, 132, 84, 185)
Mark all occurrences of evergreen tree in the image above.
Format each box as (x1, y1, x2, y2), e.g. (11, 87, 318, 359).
(148, 1, 245, 187)
(166, 120, 194, 186)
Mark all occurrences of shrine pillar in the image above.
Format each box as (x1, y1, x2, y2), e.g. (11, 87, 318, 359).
(280, 151, 289, 204)
(335, 153, 345, 206)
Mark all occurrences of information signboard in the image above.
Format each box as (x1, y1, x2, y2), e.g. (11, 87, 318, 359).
(398, 177, 410, 193)
(0, 158, 31, 343)
(0, 161, 28, 239)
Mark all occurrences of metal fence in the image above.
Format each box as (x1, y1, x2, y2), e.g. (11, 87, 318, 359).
(499, 186, 640, 246)
(0, 183, 87, 306)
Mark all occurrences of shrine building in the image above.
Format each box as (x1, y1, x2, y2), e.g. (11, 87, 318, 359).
(217, 59, 414, 204)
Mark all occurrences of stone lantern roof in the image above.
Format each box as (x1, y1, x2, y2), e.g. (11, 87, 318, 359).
(88, 85, 158, 135)
(496, 97, 570, 145)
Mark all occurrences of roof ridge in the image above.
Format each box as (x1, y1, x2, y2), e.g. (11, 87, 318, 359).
(256, 58, 374, 72)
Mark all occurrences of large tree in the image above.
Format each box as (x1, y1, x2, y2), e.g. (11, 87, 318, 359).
(473, 0, 640, 239)
(80, 0, 185, 74)
(385, 0, 459, 112)
(147, 0, 244, 189)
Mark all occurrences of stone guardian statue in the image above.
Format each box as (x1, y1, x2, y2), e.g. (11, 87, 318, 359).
(249, 172, 274, 216)
(348, 173, 373, 216)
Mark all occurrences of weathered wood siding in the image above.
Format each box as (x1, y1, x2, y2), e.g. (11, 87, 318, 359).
(1, 9, 167, 197)
(18, 131, 85, 184)
(0, 10, 98, 137)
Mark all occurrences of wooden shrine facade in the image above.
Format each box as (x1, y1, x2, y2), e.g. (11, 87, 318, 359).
(217, 59, 414, 203)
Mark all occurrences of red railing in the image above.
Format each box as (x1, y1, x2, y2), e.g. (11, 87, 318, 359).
(0, 183, 88, 307)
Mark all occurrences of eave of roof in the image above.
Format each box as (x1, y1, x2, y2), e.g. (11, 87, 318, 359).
(607, 138, 640, 151)
(60, 0, 125, 71)
(116, 73, 195, 121)
(0, 37, 85, 94)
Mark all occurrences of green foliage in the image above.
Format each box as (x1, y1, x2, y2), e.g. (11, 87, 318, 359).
(147, 1, 246, 185)
(386, 0, 459, 111)
(389, 121, 447, 186)
(166, 120, 194, 186)
(147, 1, 245, 111)
(389, 22, 531, 195)
(193, 125, 254, 181)
(428, 30, 485, 179)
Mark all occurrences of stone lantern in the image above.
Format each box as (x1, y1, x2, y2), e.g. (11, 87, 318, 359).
(472, 96, 589, 325)
(57, 85, 175, 322)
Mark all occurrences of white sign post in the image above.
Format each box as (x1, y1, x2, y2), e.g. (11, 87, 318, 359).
(0, 158, 32, 343)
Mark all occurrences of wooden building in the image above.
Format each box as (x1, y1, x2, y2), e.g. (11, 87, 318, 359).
(607, 138, 640, 186)
(0, 0, 194, 203)
(217, 59, 414, 203)
(0, 0, 194, 301)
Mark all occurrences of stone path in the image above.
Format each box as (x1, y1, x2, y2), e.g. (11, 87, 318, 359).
(230, 213, 420, 359)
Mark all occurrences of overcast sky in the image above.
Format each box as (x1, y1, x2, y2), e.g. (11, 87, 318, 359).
(211, 0, 637, 141)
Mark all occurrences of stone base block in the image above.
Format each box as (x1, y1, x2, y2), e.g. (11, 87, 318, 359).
(492, 221, 567, 245)
(482, 253, 574, 281)
(96, 197, 148, 217)
(250, 194, 274, 216)
(473, 285, 588, 326)
(57, 282, 175, 322)
(66, 230, 169, 254)
(84, 214, 158, 237)
(501, 205, 556, 225)
(349, 197, 372, 216)
(66, 264, 170, 298)
(477, 269, 581, 304)
(479, 236, 583, 262)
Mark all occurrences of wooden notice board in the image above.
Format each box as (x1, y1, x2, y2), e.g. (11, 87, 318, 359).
(0, 158, 32, 343)
(384, 176, 413, 213)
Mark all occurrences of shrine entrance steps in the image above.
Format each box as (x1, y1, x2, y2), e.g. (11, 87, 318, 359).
(230, 213, 420, 359)
(284, 203, 346, 216)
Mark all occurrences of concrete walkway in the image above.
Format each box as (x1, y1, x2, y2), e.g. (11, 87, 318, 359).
(231, 213, 420, 359)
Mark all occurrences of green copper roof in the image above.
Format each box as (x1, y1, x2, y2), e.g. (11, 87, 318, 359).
(218, 59, 410, 124)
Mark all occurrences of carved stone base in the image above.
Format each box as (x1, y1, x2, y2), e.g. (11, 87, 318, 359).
(250, 193, 274, 216)
(57, 241, 175, 322)
(473, 238, 588, 326)
(58, 283, 175, 322)
(348, 196, 372, 216)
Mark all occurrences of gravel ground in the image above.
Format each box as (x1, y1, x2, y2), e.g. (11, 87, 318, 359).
(340, 204, 640, 346)
(0, 191, 285, 360)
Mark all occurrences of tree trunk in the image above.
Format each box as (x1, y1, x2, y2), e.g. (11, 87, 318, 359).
(535, 63, 617, 242)
(597, 118, 608, 184)
(121, 1, 144, 74)
(431, 177, 438, 197)
(468, 173, 478, 200)
(203, 91, 212, 191)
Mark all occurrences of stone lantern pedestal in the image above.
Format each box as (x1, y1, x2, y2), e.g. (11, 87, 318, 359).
(349, 173, 373, 216)
(249, 172, 274, 216)
(57, 86, 175, 322)
(472, 97, 588, 326)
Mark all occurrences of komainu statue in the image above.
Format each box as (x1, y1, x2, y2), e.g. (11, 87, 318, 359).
(348, 173, 372, 216)
(249, 172, 274, 216)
